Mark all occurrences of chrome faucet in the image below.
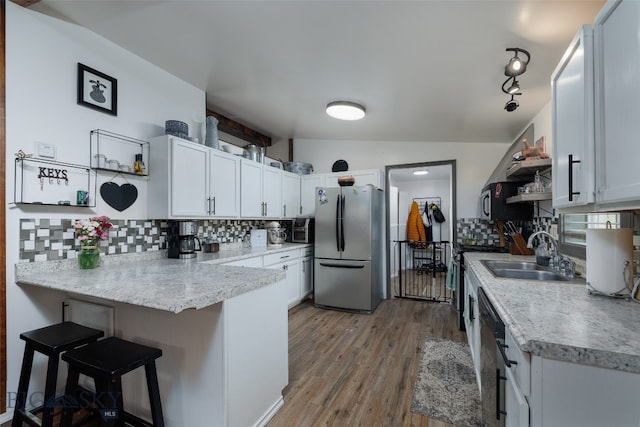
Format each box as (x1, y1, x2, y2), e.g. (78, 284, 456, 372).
(526, 231, 558, 254)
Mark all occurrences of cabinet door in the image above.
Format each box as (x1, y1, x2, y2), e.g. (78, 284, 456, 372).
(300, 174, 324, 216)
(301, 256, 313, 299)
(595, 0, 640, 205)
(240, 159, 263, 217)
(210, 151, 240, 217)
(551, 25, 595, 208)
(464, 268, 481, 384)
(263, 166, 282, 218)
(325, 169, 382, 189)
(281, 171, 301, 218)
(170, 139, 209, 217)
(264, 256, 301, 309)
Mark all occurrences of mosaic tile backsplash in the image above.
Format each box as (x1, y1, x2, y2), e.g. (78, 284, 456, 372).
(456, 216, 558, 247)
(19, 218, 267, 262)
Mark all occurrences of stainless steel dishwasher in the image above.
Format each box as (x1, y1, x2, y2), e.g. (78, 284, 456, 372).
(478, 287, 506, 427)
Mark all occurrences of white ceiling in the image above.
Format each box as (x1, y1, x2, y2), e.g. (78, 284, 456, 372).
(30, 0, 605, 144)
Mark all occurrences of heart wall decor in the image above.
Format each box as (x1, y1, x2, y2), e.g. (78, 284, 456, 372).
(100, 182, 138, 212)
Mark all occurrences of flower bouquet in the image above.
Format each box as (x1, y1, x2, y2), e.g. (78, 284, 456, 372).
(74, 216, 112, 269)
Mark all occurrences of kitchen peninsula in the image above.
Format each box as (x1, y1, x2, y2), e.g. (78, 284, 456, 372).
(14, 244, 308, 426)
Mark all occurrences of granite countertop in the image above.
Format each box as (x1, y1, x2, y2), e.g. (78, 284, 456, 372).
(15, 243, 311, 314)
(464, 252, 640, 374)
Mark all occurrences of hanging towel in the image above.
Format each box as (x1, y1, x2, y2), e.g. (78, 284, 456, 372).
(446, 258, 457, 290)
(406, 201, 426, 243)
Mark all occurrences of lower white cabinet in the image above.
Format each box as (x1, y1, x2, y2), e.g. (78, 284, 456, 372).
(263, 250, 302, 308)
(463, 263, 481, 385)
(504, 327, 530, 427)
(300, 247, 314, 299)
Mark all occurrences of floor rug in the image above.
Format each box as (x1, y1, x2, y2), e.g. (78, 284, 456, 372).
(410, 337, 482, 427)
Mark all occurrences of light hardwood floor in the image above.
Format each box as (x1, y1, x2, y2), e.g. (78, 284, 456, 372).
(267, 298, 468, 427)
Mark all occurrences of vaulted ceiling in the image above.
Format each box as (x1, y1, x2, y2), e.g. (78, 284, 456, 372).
(29, 0, 605, 144)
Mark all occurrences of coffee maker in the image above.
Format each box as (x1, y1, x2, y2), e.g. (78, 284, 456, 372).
(168, 220, 201, 259)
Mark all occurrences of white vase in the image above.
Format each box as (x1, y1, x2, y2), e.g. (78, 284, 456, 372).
(205, 116, 220, 149)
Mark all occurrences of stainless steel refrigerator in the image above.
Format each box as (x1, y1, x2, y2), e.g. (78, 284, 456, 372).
(314, 185, 383, 313)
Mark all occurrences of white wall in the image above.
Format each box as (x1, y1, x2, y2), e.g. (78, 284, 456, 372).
(4, 4, 205, 416)
(398, 178, 451, 242)
(294, 139, 509, 218)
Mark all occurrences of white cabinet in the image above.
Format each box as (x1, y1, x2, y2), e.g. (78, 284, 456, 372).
(504, 327, 530, 427)
(281, 171, 301, 218)
(594, 0, 640, 206)
(463, 262, 481, 384)
(148, 135, 241, 218)
(551, 25, 596, 208)
(529, 356, 640, 427)
(209, 150, 241, 217)
(300, 246, 314, 299)
(240, 159, 283, 218)
(300, 174, 324, 217)
(264, 249, 301, 308)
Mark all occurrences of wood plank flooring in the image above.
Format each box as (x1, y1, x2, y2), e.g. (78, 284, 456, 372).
(267, 298, 468, 427)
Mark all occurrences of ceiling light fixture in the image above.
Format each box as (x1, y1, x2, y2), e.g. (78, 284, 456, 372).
(506, 78, 520, 94)
(413, 170, 429, 176)
(504, 95, 519, 112)
(504, 47, 530, 77)
(326, 101, 366, 121)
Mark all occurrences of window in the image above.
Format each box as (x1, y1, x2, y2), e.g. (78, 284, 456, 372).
(559, 212, 636, 258)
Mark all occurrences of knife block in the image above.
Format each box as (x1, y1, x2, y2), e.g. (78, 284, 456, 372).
(509, 233, 533, 255)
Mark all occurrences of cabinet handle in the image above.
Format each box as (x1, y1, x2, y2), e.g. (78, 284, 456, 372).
(280, 255, 290, 259)
(212, 197, 216, 215)
(468, 295, 475, 321)
(568, 154, 581, 202)
(284, 204, 287, 217)
(207, 197, 211, 215)
(497, 368, 507, 419)
(300, 205, 302, 215)
(497, 342, 518, 367)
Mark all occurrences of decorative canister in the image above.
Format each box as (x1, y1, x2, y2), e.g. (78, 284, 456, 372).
(205, 116, 220, 149)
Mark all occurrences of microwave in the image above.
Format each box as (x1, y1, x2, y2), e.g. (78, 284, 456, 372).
(481, 182, 532, 221)
(291, 218, 314, 243)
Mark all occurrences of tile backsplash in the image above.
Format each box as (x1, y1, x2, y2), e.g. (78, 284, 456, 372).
(19, 218, 268, 262)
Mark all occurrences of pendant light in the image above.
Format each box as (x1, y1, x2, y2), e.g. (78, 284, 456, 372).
(326, 101, 366, 121)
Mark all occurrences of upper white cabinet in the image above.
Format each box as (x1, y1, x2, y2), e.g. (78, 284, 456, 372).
(551, 25, 596, 208)
(594, 0, 640, 206)
(210, 150, 241, 217)
(300, 174, 324, 217)
(240, 159, 283, 218)
(281, 171, 301, 218)
(149, 135, 240, 218)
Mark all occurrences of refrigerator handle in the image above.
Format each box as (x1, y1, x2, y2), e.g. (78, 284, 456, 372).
(336, 194, 341, 252)
(340, 194, 346, 252)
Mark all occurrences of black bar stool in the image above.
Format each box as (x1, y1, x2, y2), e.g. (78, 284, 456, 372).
(12, 322, 104, 427)
(60, 337, 164, 427)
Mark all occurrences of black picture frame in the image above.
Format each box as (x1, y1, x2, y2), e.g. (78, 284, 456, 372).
(77, 63, 118, 116)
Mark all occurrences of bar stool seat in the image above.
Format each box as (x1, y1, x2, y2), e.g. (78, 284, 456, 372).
(12, 322, 104, 427)
(61, 337, 164, 427)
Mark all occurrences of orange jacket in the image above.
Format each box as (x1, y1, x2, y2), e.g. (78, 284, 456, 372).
(406, 201, 426, 242)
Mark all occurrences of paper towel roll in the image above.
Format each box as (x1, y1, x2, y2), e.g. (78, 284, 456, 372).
(586, 228, 633, 295)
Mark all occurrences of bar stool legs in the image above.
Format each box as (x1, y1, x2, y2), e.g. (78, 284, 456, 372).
(11, 322, 104, 427)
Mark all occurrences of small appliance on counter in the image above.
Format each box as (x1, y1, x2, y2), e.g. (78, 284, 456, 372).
(266, 221, 287, 246)
(291, 218, 314, 243)
(167, 220, 201, 259)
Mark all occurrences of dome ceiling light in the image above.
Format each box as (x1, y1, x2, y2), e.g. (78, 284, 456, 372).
(326, 101, 366, 121)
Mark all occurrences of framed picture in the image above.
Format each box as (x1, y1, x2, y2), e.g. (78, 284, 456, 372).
(77, 63, 117, 116)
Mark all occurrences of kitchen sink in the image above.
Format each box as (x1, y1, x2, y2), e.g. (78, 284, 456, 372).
(481, 260, 571, 282)
(481, 260, 543, 271)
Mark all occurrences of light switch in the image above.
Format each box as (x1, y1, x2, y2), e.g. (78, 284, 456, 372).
(36, 142, 56, 160)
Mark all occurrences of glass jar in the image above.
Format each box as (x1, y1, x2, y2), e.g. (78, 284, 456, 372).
(78, 245, 100, 269)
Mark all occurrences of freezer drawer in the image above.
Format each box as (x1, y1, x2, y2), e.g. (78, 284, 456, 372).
(314, 258, 379, 313)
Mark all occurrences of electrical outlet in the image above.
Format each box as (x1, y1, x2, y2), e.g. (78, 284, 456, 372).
(35, 142, 56, 160)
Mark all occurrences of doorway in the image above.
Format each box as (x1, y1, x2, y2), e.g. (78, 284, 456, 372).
(384, 160, 456, 300)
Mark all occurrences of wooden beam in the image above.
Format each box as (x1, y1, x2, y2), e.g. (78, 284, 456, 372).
(10, 0, 40, 7)
(205, 109, 271, 147)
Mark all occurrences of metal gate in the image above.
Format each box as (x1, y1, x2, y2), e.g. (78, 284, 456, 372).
(393, 240, 451, 302)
